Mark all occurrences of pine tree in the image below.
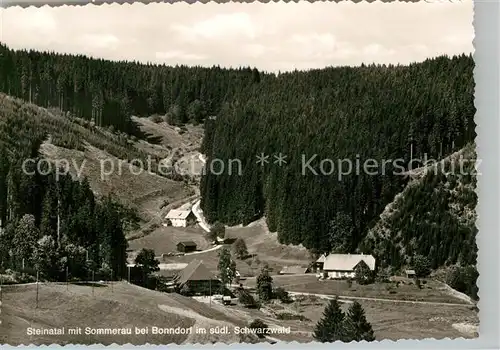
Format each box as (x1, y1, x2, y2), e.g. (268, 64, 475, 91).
(134, 248, 160, 275)
(33, 235, 59, 279)
(256, 266, 273, 301)
(12, 214, 40, 268)
(354, 260, 374, 285)
(345, 301, 375, 342)
(232, 238, 248, 259)
(313, 298, 349, 342)
(217, 247, 236, 287)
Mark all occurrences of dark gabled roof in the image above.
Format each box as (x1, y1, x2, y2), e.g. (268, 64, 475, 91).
(177, 241, 197, 247)
(174, 259, 219, 285)
(280, 266, 309, 274)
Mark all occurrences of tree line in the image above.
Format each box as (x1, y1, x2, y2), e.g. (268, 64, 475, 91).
(0, 99, 132, 280)
(0, 43, 262, 135)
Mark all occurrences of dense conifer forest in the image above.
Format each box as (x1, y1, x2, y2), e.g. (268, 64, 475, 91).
(0, 44, 262, 135)
(362, 144, 477, 270)
(200, 55, 476, 261)
(0, 43, 476, 277)
(0, 95, 135, 280)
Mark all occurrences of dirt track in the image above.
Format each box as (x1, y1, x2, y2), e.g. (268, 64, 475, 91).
(287, 291, 474, 307)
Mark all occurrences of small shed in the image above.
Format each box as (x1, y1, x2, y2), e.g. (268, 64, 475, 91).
(405, 269, 416, 278)
(177, 241, 197, 253)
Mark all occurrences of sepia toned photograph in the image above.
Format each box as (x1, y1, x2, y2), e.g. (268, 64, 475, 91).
(0, 0, 478, 345)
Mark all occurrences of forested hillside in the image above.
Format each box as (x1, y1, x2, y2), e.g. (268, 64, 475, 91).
(361, 144, 477, 269)
(0, 94, 134, 280)
(0, 44, 263, 135)
(200, 55, 476, 258)
(360, 144, 478, 298)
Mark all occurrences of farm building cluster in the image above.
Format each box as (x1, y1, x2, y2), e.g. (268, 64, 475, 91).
(164, 208, 196, 227)
(315, 253, 376, 279)
(171, 259, 222, 295)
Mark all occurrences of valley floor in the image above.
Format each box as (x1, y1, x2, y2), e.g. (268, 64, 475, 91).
(0, 279, 478, 345)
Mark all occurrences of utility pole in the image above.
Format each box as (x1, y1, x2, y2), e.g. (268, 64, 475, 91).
(57, 197, 60, 248)
(111, 269, 114, 293)
(209, 277, 212, 307)
(92, 271, 95, 297)
(128, 266, 131, 284)
(66, 266, 69, 291)
(56, 175, 61, 249)
(35, 271, 39, 309)
(0, 274, 3, 318)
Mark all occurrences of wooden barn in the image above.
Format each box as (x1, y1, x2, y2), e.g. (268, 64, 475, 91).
(173, 259, 221, 295)
(177, 241, 197, 253)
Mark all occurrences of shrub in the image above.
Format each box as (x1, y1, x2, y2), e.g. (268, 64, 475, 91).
(412, 255, 431, 278)
(276, 312, 309, 321)
(346, 278, 353, 289)
(239, 290, 259, 309)
(446, 265, 479, 300)
(180, 284, 191, 296)
(150, 114, 163, 123)
(249, 319, 269, 338)
(274, 287, 292, 303)
(211, 222, 225, 239)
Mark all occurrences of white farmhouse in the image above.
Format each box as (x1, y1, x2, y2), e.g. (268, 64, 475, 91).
(319, 253, 376, 279)
(164, 209, 196, 228)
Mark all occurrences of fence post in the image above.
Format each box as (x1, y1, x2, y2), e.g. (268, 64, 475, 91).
(0, 274, 3, 324)
(35, 271, 39, 309)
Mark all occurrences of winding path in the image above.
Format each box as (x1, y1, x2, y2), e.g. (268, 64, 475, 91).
(192, 200, 211, 233)
(286, 291, 473, 307)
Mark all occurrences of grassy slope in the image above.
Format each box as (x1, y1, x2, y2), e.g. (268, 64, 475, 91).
(156, 218, 312, 278)
(127, 225, 211, 256)
(0, 282, 258, 345)
(40, 142, 188, 216)
(0, 93, 197, 225)
(225, 218, 312, 266)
